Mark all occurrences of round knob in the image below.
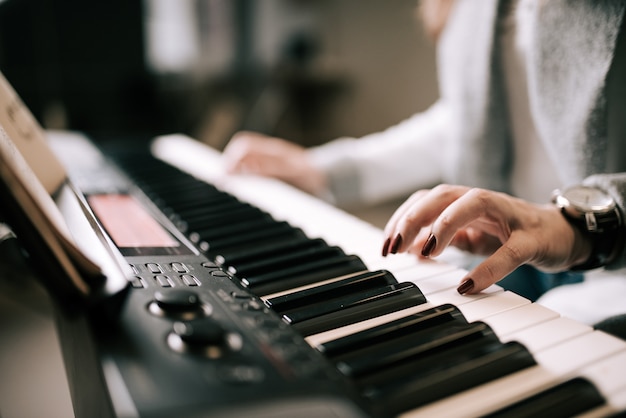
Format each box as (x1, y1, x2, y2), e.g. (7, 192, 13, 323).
(167, 319, 242, 358)
(174, 320, 226, 346)
(148, 290, 211, 319)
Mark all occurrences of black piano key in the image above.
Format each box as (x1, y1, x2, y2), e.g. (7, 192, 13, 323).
(266, 270, 398, 313)
(230, 245, 350, 277)
(189, 217, 278, 243)
(136, 174, 218, 194)
(318, 303, 467, 358)
(170, 199, 256, 220)
(137, 172, 224, 193)
(335, 321, 494, 379)
(484, 377, 605, 418)
(215, 236, 326, 267)
(176, 209, 269, 235)
(161, 182, 227, 199)
(116, 165, 175, 183)
(208, 228, 309, 257)
(199, 221, 302, 254)
(148, 184, 229, 207)
(185, 200, 251, 223)
(285, 282, 427, 336)
(361, 340, 536, 416)
(240, 253, 367, 294)
(154, 191, 237, 217)
(177, 205, 267, 232)
(152, 180, 219, 195)
(242, 255, 368, 296)
(162, 200, 240, 230)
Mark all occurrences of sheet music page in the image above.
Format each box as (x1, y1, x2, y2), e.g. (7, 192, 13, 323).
(0, 73, 66, 194)
(0, 128, 93, 293)
(0, 72, 102, 290)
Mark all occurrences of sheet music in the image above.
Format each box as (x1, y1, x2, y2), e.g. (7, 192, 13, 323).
(0, 73, 66, 194)
(0, 72, 103, 294)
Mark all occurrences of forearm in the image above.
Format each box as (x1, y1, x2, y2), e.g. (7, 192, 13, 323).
(307, 100, 451, 207)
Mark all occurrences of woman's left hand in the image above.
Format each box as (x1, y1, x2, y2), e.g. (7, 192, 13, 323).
(382, 184, 592, 295)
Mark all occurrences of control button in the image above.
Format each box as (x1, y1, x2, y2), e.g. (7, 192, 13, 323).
(171, 262, 189, 273)
(156, 290, 200, 312)
(129, 276, 146, 289)
(167, 319, 243, 358)
(176, 320, 224, 345)
(209, 270, 229, 278)
(201, 260, 218, 269)
(148, 290, 211, 320)
(154, 274, 173, 287)
(146, 263, 162, 273)
(230, 291, 253, 300)
(181, 274, 200, 287)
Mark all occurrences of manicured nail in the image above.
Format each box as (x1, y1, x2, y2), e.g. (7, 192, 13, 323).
(382, 237, 391, 257)
(421, 233, 437, 257)
(457, 278, 475, 295)
(389, 234, 403, 254)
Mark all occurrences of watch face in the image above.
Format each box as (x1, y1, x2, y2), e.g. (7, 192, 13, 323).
(563, 186, 615, 212)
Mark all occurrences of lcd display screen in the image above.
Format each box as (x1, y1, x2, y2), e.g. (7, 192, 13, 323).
(88, 194, 191, 256)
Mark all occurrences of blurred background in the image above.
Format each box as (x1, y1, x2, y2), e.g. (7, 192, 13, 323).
(7, 4, 626, 418)
(0, 0, 438, 151)
(0, 5, 438, 415)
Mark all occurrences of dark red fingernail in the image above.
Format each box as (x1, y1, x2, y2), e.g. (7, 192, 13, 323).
(457, 278, 475, 295)
(421, 233, 437, 257)
(389, 234, 403, 254)
(382, 237, 391, 257)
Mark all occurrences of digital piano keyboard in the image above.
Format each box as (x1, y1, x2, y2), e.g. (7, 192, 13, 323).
(48, 132, 626, 418)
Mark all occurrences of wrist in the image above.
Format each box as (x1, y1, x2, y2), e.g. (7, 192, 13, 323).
(552, 185, 624, 270)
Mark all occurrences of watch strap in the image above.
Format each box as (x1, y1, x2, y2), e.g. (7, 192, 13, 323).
(565, 209, 624, 271)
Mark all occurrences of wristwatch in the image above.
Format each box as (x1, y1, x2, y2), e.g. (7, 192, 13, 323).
(552, 185, 623, 270)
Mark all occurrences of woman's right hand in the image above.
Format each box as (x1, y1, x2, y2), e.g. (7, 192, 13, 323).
(222, 131, 328, 197)
(381, 184, 592, 295)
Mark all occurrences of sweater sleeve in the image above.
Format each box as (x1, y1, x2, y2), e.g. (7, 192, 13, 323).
(306, 99, 451, 207)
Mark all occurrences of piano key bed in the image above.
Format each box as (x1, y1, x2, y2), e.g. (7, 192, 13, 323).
(66, 133, 626, 418)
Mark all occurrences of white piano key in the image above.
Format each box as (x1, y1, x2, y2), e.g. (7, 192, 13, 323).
(366, 252, 427, 274)
(535, 331, 626, 375)
(609, 389, 626, 414)
(481, 302, 561, 338)
(393, 266, 467, 294)
(151, 134, 224, 182)
(426, 282, 503, 307)
(503, 316, 594, 353)
(456, 290, 530, 323)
